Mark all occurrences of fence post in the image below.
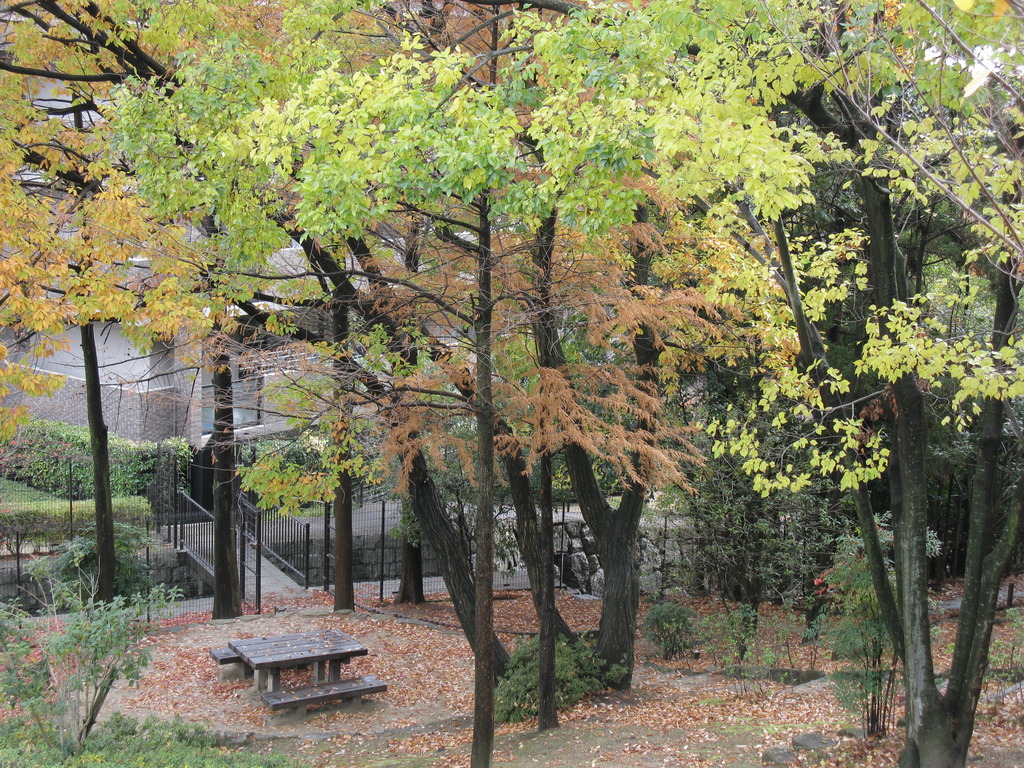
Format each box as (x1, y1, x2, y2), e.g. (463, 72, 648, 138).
(15, 533, 21, 588)
(323, 501, 331, 593)
(68, 458, 73, 534)
(303, 521, 310, 589)
(559, 501, 566, 589)
(379, 499, 386, 603)
(238, 501, 247, 606)
(255, 506, 262, 614)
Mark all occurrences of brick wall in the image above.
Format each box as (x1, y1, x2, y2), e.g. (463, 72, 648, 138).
(3, 379, 192, 443)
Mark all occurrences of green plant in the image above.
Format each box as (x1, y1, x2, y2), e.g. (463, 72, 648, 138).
(726, 603, 760, 663)
(0, 420, 190, 500)
(988, 607, 1024, 708)
(0, 714, 299, 768)
(0, 574, 177, 755)
(823, 533, 899, 737)
(87, 714, 216, 751)
(0, 497, 152, 559)
(643, 602, 697, 659)
(495, 636, 624, 723)
(697, 603, 760, 666)
(51, 521, 155, 598)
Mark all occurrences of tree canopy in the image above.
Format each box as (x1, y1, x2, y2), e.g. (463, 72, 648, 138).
(2, 0, 1023, 766)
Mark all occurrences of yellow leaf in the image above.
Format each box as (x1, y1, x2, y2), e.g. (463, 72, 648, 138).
(953, 0, 976, 9)
(995, 0, 1010, 15)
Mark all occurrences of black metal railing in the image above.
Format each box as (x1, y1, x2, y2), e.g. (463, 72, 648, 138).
(237, 493, 262, 613)
(171, 491, 214, 575)
(240, 491, 308, 588)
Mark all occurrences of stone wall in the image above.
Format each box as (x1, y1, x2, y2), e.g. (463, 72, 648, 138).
(281, 532, 441, 587)
(556, 517, 686, 598)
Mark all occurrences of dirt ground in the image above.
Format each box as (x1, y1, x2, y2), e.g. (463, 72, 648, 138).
(102, 590, 1024, 768)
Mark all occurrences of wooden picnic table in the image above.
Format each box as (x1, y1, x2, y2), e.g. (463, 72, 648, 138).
(227, 629, 369, 694)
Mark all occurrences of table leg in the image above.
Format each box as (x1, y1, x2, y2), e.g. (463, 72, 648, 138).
(328, 659, 342, 682)
(256, 668, 281, 692)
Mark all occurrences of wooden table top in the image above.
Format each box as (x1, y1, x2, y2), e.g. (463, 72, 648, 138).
(228, 629, 368, 670)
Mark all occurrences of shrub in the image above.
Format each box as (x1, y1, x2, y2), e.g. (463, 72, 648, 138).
(495, 636, 623, 723)
(643, 602, 697, 659)
(0, 575, 177, 755)
(0, 714, 299, 768)
(989, 607, 1024, 706)
(51, 521, 155, 598)
(0, 497, 152, 559)
(822, 533, 899, 736)
(64, 496, 152, 523)
(0, 420, 190, 500)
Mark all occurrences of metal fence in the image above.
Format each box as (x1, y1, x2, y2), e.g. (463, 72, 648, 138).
(2, 447, 550, 617)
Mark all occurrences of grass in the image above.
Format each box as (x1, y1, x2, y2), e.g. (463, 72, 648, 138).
(0, 478, 65, 507)
(0, 715, 301, 768)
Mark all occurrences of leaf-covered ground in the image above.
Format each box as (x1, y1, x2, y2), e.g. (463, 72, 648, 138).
(99, 580, 1024, 767)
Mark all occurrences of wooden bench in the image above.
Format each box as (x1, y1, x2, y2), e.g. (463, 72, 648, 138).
(209, 647, 242, 665)
(260, 675, 388, 712)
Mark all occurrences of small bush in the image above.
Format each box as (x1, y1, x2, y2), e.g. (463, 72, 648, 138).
(495, 636, 623, 723)
(87, 714, 217, 752)
(822, 534, 899, 736)
(1, 496, 151, 521)
(0, 497, 152, 556)
(643, 602, 697, 659)
(0, 576, 178, 755)
(51, 521, 155, 598)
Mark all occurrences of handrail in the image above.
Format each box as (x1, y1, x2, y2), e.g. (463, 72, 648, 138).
(174, 491, 214, 575)
(238, 492, 311, 587)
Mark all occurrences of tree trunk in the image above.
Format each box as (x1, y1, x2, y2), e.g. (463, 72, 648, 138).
(333, 465, 355, 610)
(396, 536, 424, 604)
(331, 286, 356, 610)
(533, 209, 560, 730)
(859, 176, 951, 766)
(501, 448, 575, 640)
(595, 489, 644, 687)
(537, 452, 558, 730)
(79, 321, 115, 602)
(211, 344, 241, 619)
(407, 450, 509, 673)
(891, 375, 954, 767)
(471, 194, 496, 768)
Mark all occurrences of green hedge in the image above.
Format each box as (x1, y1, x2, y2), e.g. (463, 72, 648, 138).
(0, 497, 152, 549)
(0, 420, 189, 500)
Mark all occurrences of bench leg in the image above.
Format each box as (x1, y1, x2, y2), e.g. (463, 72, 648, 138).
(266, 704, 308, 724)
(340, 695, 363, 713)
(255, 668, 281, 692)
(218, 662, 249, 683)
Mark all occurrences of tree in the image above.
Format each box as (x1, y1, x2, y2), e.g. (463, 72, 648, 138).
(107, 0, 828, 692)
(703, 2, 1024, 765)
(5, 6, 857, 765)
(209, 330, 242, 618)
(0, 5, 212, 600)
(0, 0, 261, 610)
